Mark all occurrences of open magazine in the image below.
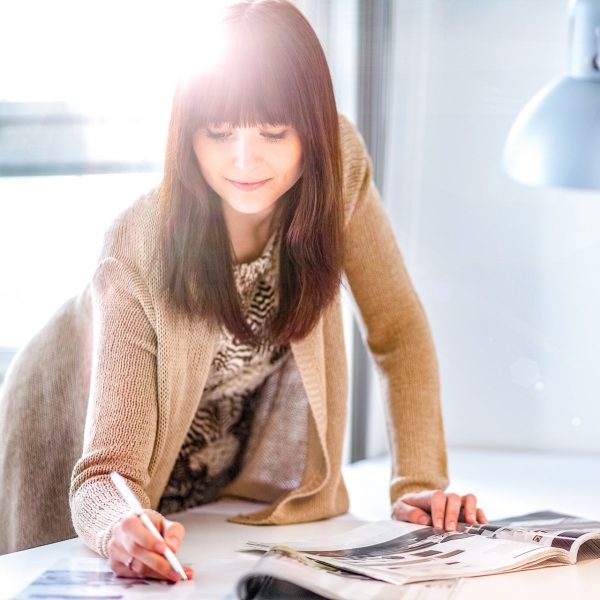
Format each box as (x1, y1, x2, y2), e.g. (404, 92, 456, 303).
(240, 510, 600, 593)
(14, 511, 599, 600)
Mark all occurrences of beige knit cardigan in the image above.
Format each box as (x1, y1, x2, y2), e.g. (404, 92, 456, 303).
(0, 115, 448, 557)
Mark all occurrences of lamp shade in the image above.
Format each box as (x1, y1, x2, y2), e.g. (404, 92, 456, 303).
(503, 76, 600, 190)
(502, 0, 600, 191)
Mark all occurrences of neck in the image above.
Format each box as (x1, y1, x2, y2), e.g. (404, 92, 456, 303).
(222, 201, 279, 264)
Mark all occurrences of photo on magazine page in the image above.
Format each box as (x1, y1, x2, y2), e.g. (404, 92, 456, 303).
(460, 511, 600, 558)
(12, 557, 170, 600)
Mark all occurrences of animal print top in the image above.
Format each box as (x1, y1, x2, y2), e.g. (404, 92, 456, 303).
(158, 233, 289, 515)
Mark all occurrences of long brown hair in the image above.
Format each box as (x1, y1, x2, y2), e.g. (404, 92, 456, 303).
(159, 0, 344, 345)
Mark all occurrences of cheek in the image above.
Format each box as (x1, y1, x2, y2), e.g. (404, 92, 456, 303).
(195, 148, 220, 182)
(192, 136, 204, 164)
(282, 146, 303, 181)
(194, 136, 218, 162)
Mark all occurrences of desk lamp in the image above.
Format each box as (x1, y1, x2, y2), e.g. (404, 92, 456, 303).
(503, 0, 600, 191)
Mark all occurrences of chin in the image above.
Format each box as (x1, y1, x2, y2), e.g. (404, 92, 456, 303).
(227, 200, 277, 215)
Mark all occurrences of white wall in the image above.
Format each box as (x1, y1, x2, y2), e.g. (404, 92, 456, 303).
(377, 0, 600, 453)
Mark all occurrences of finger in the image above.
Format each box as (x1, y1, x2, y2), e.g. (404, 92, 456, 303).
(476, 508, 487, 524)
(129, 541, 181, 582)
(430, 490, 447, 529)
(444, 493, 462, 531)
(461, 494, 478, 524)
(392, 500, 432, 526)
(148, 516, 190, 579)
(162, 519, 185, 553)
(396, 491, 436, 512)
(120, 513, 167, 554)
(113, 538, 194, 582)
(107, 537, 136, 577)
(108, 551, 134, 578)
(108, 543, 144, 579)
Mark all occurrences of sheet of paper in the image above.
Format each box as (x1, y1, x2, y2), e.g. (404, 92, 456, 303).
(12, 556, 250, 600)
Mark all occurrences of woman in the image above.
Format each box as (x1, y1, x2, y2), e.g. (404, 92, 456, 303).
(0, 0, 485, 580)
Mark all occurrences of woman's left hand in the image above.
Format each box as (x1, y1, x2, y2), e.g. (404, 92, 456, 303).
(392, 490, 487, 531)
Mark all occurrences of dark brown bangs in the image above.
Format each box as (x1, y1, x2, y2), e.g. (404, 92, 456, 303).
(183, 21, 305, 135)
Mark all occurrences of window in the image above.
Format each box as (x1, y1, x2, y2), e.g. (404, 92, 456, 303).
(0, 0, 231, 380)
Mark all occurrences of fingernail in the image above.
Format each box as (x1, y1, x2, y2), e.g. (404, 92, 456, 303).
(419, 516, 429, 525)
(171, 571, 180, 583)
(155, 542, 166, 553)
(448, 521, 456, 530)
(435, 519, 443, 528)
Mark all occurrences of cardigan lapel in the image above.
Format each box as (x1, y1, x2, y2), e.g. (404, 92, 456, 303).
(290, 316, 330, 489)
(230, 316, 333, 524)
(151, 306, 220, 485)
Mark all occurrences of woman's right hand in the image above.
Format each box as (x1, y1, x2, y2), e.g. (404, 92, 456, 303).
(108, 509, 194, 582)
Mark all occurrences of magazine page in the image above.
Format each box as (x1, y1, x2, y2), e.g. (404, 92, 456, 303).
(236, 547, 461, 600)
(245, 519, 566, 585)
(12, 556, 246, 599)
(12, 557, 188, 599)
(467, 511, 600, 561)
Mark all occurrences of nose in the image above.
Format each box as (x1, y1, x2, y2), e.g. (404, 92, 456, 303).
(232, 130, 260, 171)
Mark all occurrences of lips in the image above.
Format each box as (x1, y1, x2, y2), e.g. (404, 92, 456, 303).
(227, 178, 271, 191)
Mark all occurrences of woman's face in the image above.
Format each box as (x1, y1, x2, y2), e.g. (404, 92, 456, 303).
(192, 123, 303, 216)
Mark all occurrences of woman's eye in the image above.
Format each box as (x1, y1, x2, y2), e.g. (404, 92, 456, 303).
(206, 129, 231, 140)
(204, 127, 288, 141)
(261, 131, 287, 141)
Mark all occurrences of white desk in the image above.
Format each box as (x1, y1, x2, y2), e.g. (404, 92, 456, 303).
(2, 448, 600, 599)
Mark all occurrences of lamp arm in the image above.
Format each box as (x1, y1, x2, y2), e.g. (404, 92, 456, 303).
(569, 0, 600, 79)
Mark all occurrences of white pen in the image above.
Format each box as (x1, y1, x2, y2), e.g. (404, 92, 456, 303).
(109, 471, 188, 581)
